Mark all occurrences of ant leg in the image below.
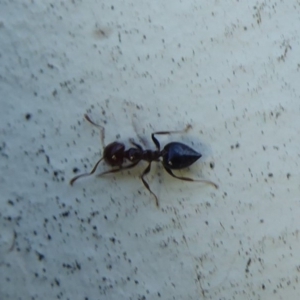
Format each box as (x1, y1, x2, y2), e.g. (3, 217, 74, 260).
(163, 166, 218, 189)
(97, 160, 140, 176)
(70, 157, 103, 185)
(141, 163, 159, 207)
(151, 124, 192, 151)
(84, 114, 105, 147)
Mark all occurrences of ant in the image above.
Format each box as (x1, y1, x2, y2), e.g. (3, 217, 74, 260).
(70, 114, 218, 206)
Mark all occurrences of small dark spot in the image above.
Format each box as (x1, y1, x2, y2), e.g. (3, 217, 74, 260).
(47, 63, 54, 69)
(7, 199, 14, 206)
(90, 211, 99, 217)
(54, 278, 60, 286)
(53, 171, 58, 177)
(109, 237, 116, 244)
(244, 26, 247, 30)
(94, 27, 112, 39)
(134, 280, 139, 284)
(36, 251, 45, 261)
(52, 89, 57, 97)
(260, 219, 264, 223)
(73, 168, 79, 173)
(111, 5, 114, 10)
(25, 113, 32, 120)
(205, 221, 209, 225)
(61, 211, 70, 217)
(209, 162, 214, 169)
(62, 263, 72, 269)
(287, 173, 291, 179)
(262, 284, 265, 290)
(268, 173, 273, 177)
(235, 143, 240, 148)
(245, 258, 251, 273)
(76, 260, 81, 270)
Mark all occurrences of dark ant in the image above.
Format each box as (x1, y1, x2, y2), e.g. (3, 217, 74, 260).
(70, 114, 218, 206)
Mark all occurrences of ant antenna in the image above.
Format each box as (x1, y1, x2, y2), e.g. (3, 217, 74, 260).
(84, 114, 105, 147)
(70, 157, 104, 185)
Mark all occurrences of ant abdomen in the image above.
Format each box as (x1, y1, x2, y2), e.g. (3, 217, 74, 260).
(162, 142, 202, 170)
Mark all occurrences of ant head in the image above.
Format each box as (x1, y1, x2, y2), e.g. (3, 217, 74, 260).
(103, 142, 125, 166)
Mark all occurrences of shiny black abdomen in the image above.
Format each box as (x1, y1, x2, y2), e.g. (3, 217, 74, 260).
(162, 142, 201, 170)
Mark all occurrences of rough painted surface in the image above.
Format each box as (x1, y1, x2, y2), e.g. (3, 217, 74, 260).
(1, 1, 300, 299)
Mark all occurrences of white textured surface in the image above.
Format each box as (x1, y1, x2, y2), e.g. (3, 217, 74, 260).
(1, 1, 300, 299)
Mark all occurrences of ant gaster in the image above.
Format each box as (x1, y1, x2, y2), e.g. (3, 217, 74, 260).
(70, 114, 218, 206)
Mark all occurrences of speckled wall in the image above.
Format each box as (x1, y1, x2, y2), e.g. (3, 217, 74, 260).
(1, 1, 300, 299)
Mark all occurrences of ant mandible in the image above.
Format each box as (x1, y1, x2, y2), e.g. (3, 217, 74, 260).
(70, 114, 218, 206)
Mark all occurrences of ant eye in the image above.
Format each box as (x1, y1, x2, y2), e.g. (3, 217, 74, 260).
(168, 160, 173, 166)
(130, 156, 134, 160)
(112, 155, 116, 160)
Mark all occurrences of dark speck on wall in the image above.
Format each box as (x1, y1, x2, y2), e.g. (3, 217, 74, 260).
(25, 113, 32, 120)
(73, 167, 79, 173)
